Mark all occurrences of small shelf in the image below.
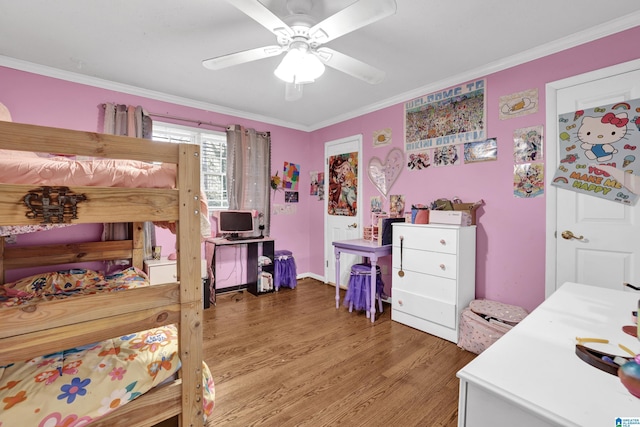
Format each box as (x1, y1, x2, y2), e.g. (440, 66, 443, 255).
(248, 239, 274, 296)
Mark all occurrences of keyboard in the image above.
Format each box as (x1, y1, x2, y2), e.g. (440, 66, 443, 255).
(224, 235, 263, 241)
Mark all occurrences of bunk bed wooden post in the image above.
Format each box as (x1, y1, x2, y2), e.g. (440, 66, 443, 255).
(0, 237, 4, 285)
(177, 143, 205, 426)
(131, 222, 145, 270)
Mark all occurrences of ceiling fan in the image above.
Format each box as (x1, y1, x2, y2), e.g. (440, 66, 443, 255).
(202, 0, 397, 100)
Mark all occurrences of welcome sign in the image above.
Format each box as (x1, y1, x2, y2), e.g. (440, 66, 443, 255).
(551, 98, 640, 205)
(404, 79, 486, 153)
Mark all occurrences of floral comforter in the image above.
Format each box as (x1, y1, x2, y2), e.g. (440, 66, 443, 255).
(0, 268, 215, 426)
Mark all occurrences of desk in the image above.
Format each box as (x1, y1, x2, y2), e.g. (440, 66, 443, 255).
(332, 239, 392, 323)
(206, 237, 275, 302)
(457, 282, 640, 427)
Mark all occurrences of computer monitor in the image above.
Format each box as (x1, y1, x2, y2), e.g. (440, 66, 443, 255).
(217, 210, 254, 238)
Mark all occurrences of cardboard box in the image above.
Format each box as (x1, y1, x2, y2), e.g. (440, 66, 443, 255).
(453, 202, 481, 225)
(429, 210, 472, 226)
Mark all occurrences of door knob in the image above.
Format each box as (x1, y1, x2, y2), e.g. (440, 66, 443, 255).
(348, 223, 358, 228)
(561, 230, 584, 241)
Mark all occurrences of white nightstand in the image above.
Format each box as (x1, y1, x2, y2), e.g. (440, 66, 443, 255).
(144, 257, 207, 286)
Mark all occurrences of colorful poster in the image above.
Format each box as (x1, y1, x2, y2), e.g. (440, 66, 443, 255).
(407, 151, 431, 170)
(514, 163, 544, 198)
(310, 171, 319, 195)
(404, 79, 486, 152)
(464, 138, 497, 163)
(370, 196, 382, 213)
(514, 125, 543, 163)
(389, 194, 405, 217)
(284, 191, 298, 203)
(317, 172, 324, 201)
(373, 128, 392, 147)
(282, 162, 300, 191)
(433, 145, 460, 167)
(328, 152, 358, 216)
(499, 88, 538, 120)
(551, 99, 640, 205)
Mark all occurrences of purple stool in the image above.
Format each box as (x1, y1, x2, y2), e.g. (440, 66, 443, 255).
(343, 263, 384, 318)
(274, 250, 297, 291)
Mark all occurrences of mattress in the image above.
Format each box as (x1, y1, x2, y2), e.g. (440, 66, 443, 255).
(0, 150, 211, 238)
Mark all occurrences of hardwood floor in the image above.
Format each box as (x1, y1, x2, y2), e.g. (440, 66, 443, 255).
(203, 278, 476, 427)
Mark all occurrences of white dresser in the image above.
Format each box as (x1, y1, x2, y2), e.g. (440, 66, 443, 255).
(391, 223, 476, 343)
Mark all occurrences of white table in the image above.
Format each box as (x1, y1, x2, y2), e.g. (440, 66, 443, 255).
(457, 282, 640, 426)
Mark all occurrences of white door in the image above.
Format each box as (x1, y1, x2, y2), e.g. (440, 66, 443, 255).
(546, 60, 640, 296)
(324, 135, 363, 287)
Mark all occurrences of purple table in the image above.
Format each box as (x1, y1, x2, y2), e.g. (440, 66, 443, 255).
(332, 239, 392, 323)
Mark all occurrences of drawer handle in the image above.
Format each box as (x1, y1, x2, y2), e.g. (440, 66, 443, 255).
(398, 299, 403, 306)
(439, 264, 446, 270)
(440, 239, 446, 245)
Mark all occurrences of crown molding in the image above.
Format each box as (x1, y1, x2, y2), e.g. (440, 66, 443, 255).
(1, 12, 638, 133)
(0, 56, 310, 132)
(309, 13, 640, 131)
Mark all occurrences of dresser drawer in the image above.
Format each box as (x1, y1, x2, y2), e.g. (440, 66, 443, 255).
(394, 247, 457, 280)
(145, 262, 177, 285)
(392, 288, 456, 329)
(392, 268, 457, 303)
(393, 224, 459, 254)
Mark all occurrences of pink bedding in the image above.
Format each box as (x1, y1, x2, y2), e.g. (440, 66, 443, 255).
(0, 150, 176, 189)
(0, 150, 211, 238)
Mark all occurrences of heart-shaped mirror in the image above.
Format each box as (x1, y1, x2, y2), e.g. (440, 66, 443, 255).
(368, 148, 403, 196)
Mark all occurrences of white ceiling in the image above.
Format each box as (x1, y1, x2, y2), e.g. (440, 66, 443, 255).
(1, 1, 640, 131)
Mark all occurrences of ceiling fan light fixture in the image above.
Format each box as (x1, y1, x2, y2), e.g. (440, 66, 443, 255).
(274, 47, 325, 84)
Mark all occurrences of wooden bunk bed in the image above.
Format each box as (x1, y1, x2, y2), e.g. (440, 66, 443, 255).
(0, 120, 207, 426)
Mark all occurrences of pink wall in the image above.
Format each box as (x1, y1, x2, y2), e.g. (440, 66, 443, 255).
(310, 26, 640, 312)
(0, 68, 312, 285)
(2, 25, 639, 311)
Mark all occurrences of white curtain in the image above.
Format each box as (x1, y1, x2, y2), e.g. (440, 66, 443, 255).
(102, 103, 155, 262)
(226, 125, 271, 236)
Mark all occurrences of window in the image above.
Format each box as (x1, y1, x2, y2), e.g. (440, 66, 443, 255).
(152, 122, 228, 209)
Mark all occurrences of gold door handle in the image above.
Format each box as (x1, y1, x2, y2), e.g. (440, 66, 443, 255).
(348, 223, 358, 228)
(561, 230, 584, 241)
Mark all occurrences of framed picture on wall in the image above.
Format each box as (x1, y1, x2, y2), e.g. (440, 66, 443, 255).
(464, 138, 498, 163)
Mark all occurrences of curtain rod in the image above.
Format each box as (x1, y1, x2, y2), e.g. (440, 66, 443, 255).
(100, 103, 227, 129)
(147, 112, 228, 130)
(150, 114, 269, 136)
(101, 103, 268, 135)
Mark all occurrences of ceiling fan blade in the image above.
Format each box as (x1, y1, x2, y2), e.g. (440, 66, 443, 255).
(316, 48, 385, 85)
(227, 0, 294, 39)
(202, 45, 283, 70)
(309, 0, 397, 44)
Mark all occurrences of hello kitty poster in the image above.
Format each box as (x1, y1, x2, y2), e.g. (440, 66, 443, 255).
(551, 98, 640, 205)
